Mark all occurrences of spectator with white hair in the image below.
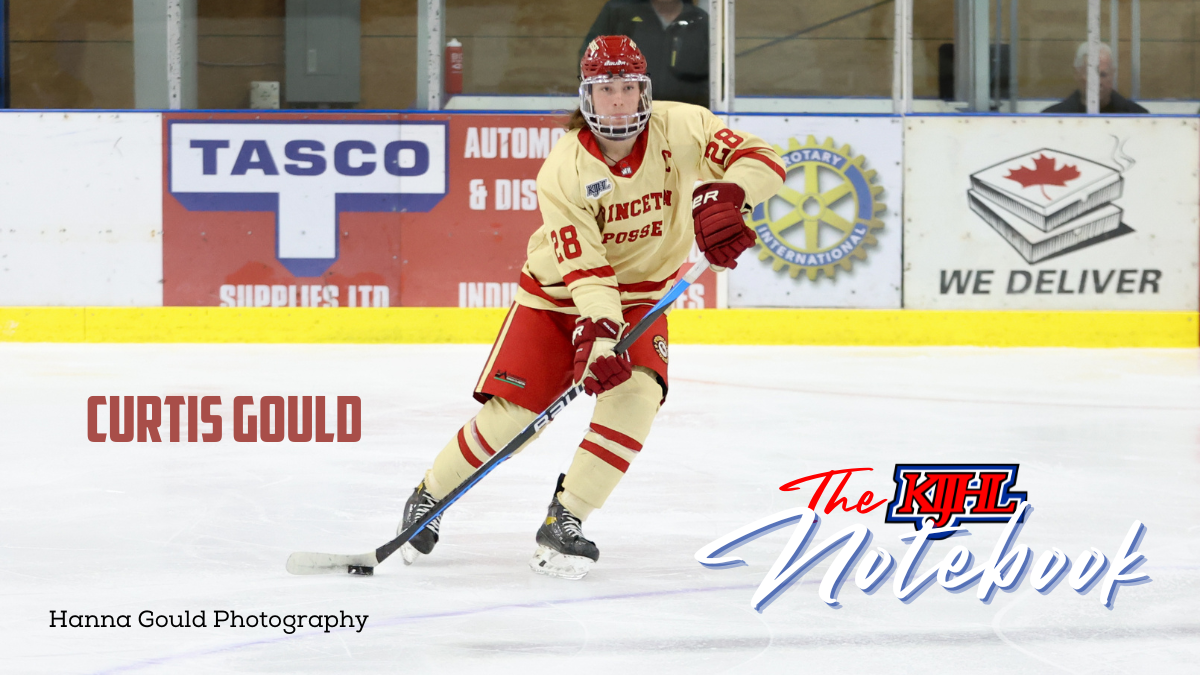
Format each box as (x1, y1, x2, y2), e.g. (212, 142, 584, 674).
(1043, 42, 1148, 113)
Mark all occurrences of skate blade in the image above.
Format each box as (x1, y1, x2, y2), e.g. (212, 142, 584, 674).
(400, 542, 420, 566)
(529, 544, 591, 580)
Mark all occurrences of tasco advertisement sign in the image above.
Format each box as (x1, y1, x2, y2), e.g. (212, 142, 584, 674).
(164, 113, 543, 308)
(162, 112, 718, 309)
(169, 120, 449, 279)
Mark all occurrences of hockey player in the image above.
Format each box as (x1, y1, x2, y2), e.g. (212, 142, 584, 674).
(399, 35, 784, 579)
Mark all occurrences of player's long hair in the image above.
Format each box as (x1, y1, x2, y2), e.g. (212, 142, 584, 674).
(566, 107, 587, 131)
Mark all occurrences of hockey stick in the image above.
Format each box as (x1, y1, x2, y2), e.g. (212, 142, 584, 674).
(286, 259, 713, 575)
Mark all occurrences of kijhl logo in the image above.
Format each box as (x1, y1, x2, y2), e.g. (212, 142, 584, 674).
(168, 120, 449, 276)
(885, 463, 1026, 531)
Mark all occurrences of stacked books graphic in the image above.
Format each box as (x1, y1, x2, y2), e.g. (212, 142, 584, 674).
(968, 149, 1130, 263)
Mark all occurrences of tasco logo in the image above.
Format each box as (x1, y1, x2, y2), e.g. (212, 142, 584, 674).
(167, 121, 448, 276)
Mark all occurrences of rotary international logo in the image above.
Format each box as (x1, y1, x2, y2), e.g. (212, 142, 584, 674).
(748, 136, 885, 280)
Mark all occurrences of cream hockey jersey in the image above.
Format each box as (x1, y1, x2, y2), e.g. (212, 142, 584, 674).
(518, 101, 785, 322)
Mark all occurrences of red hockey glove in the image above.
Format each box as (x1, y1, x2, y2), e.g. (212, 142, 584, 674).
(692, 182, 756, 269)
(572, 317, 632, 396)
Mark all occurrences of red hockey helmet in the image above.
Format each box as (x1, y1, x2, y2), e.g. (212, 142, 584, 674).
(581, 35, 648, 79)
(579, 36, 652, 141)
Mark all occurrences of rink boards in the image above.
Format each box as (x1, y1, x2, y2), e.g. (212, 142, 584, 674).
(0, 111, 1198, 346)
(1, 306, 1193, 347)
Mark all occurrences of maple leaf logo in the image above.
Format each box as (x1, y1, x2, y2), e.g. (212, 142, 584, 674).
(1003, 154, 1082, 200)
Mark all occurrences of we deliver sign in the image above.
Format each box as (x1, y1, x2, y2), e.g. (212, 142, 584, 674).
(903, 116, 1199, 310)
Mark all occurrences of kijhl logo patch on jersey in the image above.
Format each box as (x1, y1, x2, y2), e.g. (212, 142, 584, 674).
(585, 178, 613, 200)
(884, 464, 1027, 531)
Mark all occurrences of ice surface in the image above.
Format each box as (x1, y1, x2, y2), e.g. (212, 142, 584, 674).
(1, 343, 1197, 674)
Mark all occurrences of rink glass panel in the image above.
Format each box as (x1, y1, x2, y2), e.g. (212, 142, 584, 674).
(1008, 0, 1093, 106)
(6, 0, 134, 108)
(3, 1, 424, 110)
(7, 1, 1200, 111)
(1045, 0, 1200, 103)
(443, 0, 606, 97)
(908, 0, 1089, 113)
(1135, 0, 1200, 102)
(450, 0, 1200, 107)
(911, 0, 1200, 112)
(734, 0, 895, 107)
(196, 1, 420, 110)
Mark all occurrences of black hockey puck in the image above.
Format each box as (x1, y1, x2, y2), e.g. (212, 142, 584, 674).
(347, 565, 374, 576)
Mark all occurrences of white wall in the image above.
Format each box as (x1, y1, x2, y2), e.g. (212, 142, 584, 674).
(0, 113, 164, 306)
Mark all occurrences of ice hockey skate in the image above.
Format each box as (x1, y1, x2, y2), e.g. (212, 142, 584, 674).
(398, 481, 442, 565)
(530, 475, 600, 580)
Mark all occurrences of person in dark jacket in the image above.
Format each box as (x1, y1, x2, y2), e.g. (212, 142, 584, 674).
(1043, 42, 1148, 114)
(581, 0, 709, 107)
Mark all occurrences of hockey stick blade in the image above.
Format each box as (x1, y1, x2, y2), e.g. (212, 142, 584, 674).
(286, 550, 379, 575)
(286, 260, 712, 575)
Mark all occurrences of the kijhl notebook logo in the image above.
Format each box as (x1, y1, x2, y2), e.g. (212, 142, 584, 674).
(696, 464, 1149, 612)
(167, 120, 449, 277)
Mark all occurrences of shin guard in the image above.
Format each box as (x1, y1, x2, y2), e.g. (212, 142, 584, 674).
(560, 368, 662, 520)
(425, 396, 539, 500)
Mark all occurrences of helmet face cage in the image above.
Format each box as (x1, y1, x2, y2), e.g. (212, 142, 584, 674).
(579, 74, 653, 141)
